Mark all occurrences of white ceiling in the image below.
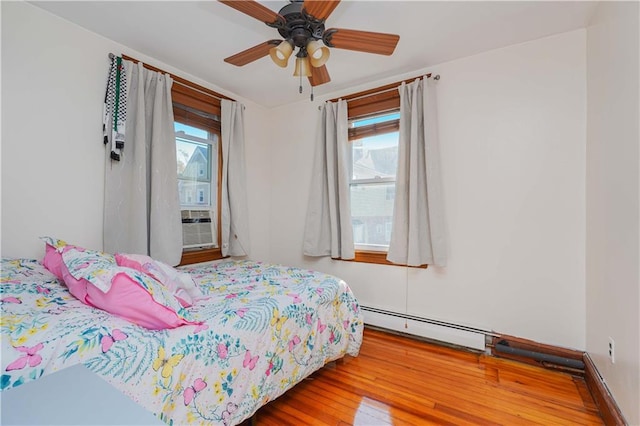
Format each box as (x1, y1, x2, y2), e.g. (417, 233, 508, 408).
(31, 1, 597, 107)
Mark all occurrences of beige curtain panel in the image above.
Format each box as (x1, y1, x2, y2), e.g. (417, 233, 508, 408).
(387, 77, 447, 267)
(303, 100, 355, 260)
(221, 99, 251, 257)
(104, 60, 183, 265)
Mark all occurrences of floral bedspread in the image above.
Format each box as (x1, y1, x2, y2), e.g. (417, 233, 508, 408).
(1, 258, 363, 425)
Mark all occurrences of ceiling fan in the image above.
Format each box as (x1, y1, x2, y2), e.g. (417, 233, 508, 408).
(219, 0, 400, 95)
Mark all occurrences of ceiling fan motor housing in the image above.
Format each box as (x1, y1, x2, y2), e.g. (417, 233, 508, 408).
(273, 1, 326, 48)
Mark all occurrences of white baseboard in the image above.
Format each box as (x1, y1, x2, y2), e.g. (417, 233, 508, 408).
(362, 308, 487, 351)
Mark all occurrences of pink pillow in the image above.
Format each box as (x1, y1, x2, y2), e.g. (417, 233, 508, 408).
(43, 243, 66, 281)
(63, 270, 194, 330)
(115, 253, 203, 307)
(64, 248, 197, 330)
(41, 237, 99, 301)
(60, 264, 90, 303)
(41, 237, 78, 281)
(40, 237, 198, 330)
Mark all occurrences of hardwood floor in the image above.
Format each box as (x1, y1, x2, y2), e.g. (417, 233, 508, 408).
(252, 327, 603, 425)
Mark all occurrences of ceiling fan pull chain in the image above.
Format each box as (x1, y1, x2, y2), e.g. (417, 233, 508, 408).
(310, 85, 314, 102)
(299, 74, 303, 94)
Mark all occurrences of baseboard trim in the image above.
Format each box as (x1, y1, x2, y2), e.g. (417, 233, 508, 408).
(583, 353, 627, 425)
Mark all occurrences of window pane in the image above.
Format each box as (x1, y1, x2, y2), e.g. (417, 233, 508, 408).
(351, 112, 400, 128)
(175, 122, 217, 209)
(178, 181, 211, 206)
(176, 139, 210, 182)
(175, 121, 208, 139)
(352, 132, 399, 180)
(351, 182, 395, 247)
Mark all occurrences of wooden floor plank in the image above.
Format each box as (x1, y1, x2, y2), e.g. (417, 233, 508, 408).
(251, 328, 603, 425)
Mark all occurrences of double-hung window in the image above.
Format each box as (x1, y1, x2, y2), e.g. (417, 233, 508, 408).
(349, 112, 400, 252)
(174, 110, 219, 252)
(172, 96, 225, 266)
(336, 76, 429, 267)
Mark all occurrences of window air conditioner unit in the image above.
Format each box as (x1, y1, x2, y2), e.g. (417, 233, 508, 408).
(181, 209, 216, 249)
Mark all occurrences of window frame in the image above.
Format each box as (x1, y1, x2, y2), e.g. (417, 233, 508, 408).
(122, 55, 232, 266)
(331, 75, 432, 268)
(349, 111, 400, 254)
(173, 107, 222, 260)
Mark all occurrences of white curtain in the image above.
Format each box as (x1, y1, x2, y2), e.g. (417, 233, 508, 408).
(104, 61, 183, 265)
(220, 99, 251, 257)
(387, 77, 447, 267)
(303, 100, 354, 260)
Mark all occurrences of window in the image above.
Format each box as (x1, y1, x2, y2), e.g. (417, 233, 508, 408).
(333, 75, 430, 267)
(349, 112, 400, 252)
(121, 54, 233, 266)
(173, 104, 222, 264)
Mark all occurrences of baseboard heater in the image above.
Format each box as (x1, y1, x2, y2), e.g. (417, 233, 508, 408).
(360, 305, 496, 351)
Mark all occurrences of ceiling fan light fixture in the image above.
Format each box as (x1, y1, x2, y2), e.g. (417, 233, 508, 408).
(220, 0, 399, 98)
(306, 39, 330, 68)
(293, 56, 312, 77)
(269, 40, 293, 68)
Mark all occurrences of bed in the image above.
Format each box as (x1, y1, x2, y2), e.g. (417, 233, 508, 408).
(0, 257, 364, 425)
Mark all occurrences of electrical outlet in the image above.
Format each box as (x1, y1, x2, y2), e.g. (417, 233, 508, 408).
(608, 337, 615, 364)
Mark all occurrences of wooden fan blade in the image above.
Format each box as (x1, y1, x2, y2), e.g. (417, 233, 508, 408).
(325, 28, 399, 56)
(219, 0, 282, 24)
(224, 40, 280, 66)
(302, 0, 341, 21)
(309, 64, 331, 86)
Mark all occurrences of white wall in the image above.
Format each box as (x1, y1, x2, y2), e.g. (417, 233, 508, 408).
(586, 2, 640, 424)
(1, 2, 272, 261)
(268, 30, 587, 350)
(2, 1, 108, 257)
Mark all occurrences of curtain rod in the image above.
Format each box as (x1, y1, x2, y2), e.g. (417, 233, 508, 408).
(323, 73, 441, 108)
(108, 52, 231, 103)
(174, 81, 226, 103)
(345, 74, 440, 104)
